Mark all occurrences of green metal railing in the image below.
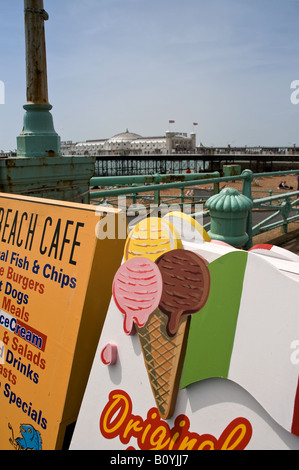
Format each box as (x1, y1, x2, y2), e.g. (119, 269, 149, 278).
(251, 190, 299, 233)
(90, 172, 221, 206)
(90, 169, 299, 248)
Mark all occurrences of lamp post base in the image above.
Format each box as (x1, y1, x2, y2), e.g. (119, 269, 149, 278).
(17, 103, 61, 157)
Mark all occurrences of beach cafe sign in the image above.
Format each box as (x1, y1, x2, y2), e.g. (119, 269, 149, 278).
(0, 193, 124, 450)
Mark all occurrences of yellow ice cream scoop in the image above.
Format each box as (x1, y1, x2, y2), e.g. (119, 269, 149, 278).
(163, 211, 210, 244)
(124, 217, 182, 262)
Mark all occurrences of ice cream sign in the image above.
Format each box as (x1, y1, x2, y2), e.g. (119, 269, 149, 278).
(71, 213, 299, 450)
(113, 248, 210, 420)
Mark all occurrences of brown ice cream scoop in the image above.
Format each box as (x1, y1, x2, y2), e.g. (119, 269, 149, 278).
(156, 249, 210, 336)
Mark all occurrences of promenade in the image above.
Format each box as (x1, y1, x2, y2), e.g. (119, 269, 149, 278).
(252, 221, 299, 255)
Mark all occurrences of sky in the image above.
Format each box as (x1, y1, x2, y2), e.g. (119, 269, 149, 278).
(0, 0, 299, 151)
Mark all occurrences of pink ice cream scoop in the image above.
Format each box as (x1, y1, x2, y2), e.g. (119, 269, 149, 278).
(112, 257, 163, 335)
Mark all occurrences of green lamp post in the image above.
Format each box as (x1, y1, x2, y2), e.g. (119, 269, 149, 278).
(0, 0, 95, 203)
(17, 0, 60, 157)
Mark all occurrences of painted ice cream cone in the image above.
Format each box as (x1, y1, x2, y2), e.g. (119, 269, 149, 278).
(137, 307, 190, 419)
(113, 216, 210, 420)
(137, 249, 210, 419)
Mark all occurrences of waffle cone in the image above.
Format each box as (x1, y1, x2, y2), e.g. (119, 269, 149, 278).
(137, 308, 190, 420)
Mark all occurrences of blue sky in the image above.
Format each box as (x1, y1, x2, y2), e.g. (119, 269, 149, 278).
(0, 0, 299, 150)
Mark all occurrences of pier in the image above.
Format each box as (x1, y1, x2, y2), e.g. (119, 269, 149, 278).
(94, 151, 299, 177)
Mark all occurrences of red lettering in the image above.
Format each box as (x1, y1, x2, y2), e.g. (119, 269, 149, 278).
(99, 389, 253, 450)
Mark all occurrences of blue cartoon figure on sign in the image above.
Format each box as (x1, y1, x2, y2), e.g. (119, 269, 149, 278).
(9, 423, 42, 450)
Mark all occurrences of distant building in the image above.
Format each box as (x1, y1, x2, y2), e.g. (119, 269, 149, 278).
(61, 129, 196, 156)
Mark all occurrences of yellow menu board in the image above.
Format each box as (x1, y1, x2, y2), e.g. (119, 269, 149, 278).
(0, 193, 125, 450)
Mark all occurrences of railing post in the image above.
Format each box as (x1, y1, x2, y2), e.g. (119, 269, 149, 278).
(281, 197, 292, 234)
(154, 189, 160, 205)
(241, 170, 254, 249)
(181, 188, 185, 205)
(213, 181, 220, 194)
(132, 184, 137, 204)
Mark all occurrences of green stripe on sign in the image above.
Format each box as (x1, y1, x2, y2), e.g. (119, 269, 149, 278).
(181, 250, 248, 389)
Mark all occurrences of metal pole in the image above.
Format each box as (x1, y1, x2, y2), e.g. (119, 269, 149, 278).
(24, 0, 49, 104)
(17, 0, 60, 157)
